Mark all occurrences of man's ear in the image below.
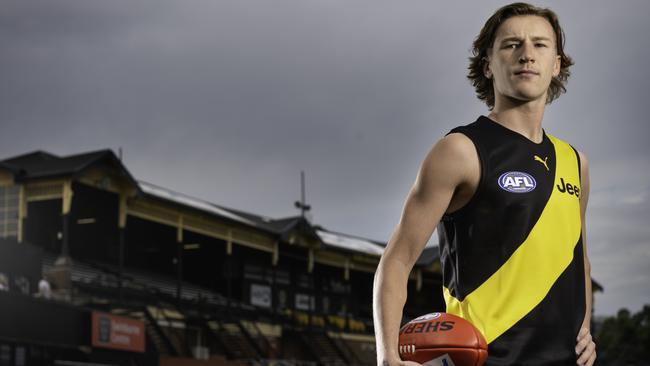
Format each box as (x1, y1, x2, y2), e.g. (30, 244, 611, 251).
(552, 55, 561, 77)
(483, 56, 492, 79)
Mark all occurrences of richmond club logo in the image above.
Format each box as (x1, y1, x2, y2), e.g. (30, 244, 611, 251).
(498, 171, 537, 193)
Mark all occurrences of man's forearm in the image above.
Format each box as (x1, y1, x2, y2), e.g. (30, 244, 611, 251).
(373, 256, 410, 365)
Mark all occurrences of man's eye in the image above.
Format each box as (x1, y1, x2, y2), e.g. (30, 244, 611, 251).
(504, 44, 519, 49)
(535, 43, 547, 47)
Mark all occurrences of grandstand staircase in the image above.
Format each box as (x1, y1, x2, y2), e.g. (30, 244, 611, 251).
(143, 306, 180, 357)
(286, 329, 349, 366)
(327, 333, 363, 366)
(240, 319, 276, 358)
(344, 339, 376, 366)
(206, 319, 261, 360)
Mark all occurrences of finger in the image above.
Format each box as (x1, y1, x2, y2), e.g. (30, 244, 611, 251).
(577, 341, 595, 365)
(586, 350, 597, 366)
(578, 346, 596, 366)
(575, 332, 592, 354)
(575, 338, 589, 361)
(575, 338, 586, 355)
(577, 350, 588, 365)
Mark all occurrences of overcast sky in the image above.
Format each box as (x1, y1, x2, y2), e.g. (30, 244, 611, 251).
(1, 0, 648, 317)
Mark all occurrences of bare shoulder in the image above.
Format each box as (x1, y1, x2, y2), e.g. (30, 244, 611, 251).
(419, 132, 478, 184)
(434, 132, 476, 155)
(424, 133, 476, 167)
(411, 132, 480, 214)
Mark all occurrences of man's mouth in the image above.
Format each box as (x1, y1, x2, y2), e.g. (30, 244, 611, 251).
(514, 70, 539, 75)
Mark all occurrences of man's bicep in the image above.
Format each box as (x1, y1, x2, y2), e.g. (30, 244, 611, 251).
(407, 136, 470, 222)
(410, 134, 474, 227)
(386, 135, 474, 267)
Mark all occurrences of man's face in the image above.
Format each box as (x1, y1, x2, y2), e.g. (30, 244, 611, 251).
(484, 15, 561, 105)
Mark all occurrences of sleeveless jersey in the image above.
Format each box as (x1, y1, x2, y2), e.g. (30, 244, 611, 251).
(438, 116, 585, 365)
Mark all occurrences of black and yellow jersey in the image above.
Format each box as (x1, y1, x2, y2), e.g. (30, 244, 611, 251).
(438, 116, 585, 365)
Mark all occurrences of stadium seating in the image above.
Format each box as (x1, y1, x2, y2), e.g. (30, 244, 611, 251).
(40, 252, 378, 365)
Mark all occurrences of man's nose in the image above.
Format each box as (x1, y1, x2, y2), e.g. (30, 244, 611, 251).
(518, 41, 535, 63)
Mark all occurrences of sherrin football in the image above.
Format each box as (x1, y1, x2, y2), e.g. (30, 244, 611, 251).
(398, 312, 488, 366)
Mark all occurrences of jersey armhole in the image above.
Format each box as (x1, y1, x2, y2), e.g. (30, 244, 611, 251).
(570, 145, 582, 185)
(443, 129, 486, 219)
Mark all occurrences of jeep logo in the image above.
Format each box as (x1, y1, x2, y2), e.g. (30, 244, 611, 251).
(557, 178, 580, 198)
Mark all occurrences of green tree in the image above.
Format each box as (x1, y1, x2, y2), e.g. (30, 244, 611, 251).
(595, 305, 650, 365)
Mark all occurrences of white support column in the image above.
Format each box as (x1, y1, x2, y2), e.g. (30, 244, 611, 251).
(17, 185, 26, 243)
(272, 241, 279, 266)
(226, 229, 233, 255)
(62, 180, 73, 215)
(344, 258, 350, 281)
(308, 248, 314, 273)
(118, 194, 128, 229)
(177, 215, 184, 243)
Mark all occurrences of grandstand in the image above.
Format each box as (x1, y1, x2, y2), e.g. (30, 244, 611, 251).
(0, 149, 444, 366)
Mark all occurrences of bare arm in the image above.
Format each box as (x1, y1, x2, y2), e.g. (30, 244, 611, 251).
(575, 150, 596, 366)
(373, 133, 478, 366)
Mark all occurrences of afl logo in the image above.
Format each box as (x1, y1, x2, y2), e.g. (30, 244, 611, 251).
(498, 171, 536, 193)
(411, 313, 442, 323)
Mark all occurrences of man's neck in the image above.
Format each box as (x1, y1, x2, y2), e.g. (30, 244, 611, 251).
(488, 97, 547, 143)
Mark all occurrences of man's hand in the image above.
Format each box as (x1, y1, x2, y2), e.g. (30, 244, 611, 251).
(576, 327, 596, 366)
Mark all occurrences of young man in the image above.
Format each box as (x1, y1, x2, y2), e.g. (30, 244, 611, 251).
(373, 3, 596, 365)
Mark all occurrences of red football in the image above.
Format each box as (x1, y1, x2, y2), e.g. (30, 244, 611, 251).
(398, 312, 487, 366)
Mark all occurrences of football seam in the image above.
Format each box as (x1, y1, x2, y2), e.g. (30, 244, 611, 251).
(398, 344, 417, 354)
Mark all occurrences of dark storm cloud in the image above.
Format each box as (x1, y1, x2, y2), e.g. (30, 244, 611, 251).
(1, 0, 648, 315)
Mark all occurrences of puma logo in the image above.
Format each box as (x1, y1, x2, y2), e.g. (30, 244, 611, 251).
(534, 155, 549, 171)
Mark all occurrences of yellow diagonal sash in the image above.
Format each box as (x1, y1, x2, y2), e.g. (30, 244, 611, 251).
(443, 134, 582, 343)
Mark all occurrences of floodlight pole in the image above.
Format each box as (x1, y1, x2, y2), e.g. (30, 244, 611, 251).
(294, 171, 311, 219)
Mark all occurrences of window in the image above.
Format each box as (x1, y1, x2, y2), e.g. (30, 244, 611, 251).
(0, 186, 19, 239)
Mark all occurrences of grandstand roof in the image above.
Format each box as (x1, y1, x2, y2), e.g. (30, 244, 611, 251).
(209, 208, 309, 235)
(0, 149, 139, 188)
(316, 229, 385, 256)
(1, 149, 440, 266)
(138, 171, 439, 265)
(139, 182, 320, 239)
(592, 279, 604, 293)
(0, 160, 19, 174)
(184, 197, 440, 265)
(139, 181, 262, 228)
(315, 228, 439, 265)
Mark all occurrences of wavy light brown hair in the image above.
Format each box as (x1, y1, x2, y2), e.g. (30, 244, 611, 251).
(467, 2, 574, 109)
